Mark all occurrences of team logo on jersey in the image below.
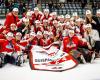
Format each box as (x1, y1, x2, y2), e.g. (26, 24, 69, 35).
(6, 43, 13, 49)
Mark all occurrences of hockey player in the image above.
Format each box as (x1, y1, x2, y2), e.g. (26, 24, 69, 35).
(48, 32, 54, 45)
(72, 12, 80, 21)
(15, 32, 35, 61)
(64, 14, 71, 23)
(51, 20, 58, 37)
(17, 18, 31, 37)
(9, 23, 17, 36)
(0, 32, 24, 67)
(63, 30, 89, 63)
(75, 18, 85, 37)
(40, 31, 50, 47)
(58, 15, 65, 23)
(28, 32, 38, 45)
(0, 23, 17, 39)
(25, 11, 33, 26)
(4, 8, 20, 30)
(42, 19, 50, 31)
(36, 31, 43, 46)
(34, 20, 44, 33)
(49, 12, 58, 26)
(54, 23, 63, 42)
(41, 9, 51, 21)
(32, 7, 43, 24)
(19, 11, 33, 26)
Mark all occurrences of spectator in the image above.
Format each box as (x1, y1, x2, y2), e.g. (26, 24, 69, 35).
(7, 0, 14, 12)
(84, 24, 100, 58)
(0, 0, 3, 6)
(37, 3, 42, 11)
(48, 0, 53, 12)
(81, 0, 87, 9)
(84, 24, 99, 49)
(85, 10, 98, 30)
(95, 9, 100, 36)
(19, 1, 26, 14)
(5, 0, 11, 13)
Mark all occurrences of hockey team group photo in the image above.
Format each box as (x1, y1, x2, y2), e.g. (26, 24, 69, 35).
(0, 0, 100, 79)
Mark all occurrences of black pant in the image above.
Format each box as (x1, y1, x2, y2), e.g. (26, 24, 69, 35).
(4, 55, 16, 64)
(94, 41, 100, 53)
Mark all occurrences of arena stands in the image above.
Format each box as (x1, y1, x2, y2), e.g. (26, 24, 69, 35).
(0, 0, 100, 18)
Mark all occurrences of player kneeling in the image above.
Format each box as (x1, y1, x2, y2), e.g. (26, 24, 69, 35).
(0, 32, 25, 67)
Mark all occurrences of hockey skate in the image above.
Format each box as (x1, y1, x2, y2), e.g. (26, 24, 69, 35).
(0, 53, 5, 68)
(80, 55, 86, 64)
(11, 52, 25, 67)
(16, 54, 24, 67)
(90, 51, 96, 63)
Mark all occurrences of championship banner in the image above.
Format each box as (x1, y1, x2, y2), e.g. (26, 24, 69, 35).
(29, 45, 78, 72)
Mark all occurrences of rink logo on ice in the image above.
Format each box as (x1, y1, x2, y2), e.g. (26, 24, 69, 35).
(29, 45, 78, 72)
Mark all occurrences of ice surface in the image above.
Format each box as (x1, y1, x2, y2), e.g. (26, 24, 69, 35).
(0, 58, 100, 80)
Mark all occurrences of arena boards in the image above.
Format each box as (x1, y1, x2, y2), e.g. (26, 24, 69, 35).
(29, 44, 78, 72)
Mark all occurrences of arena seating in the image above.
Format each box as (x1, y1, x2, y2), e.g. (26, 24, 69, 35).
(41, 2, 99, 18)
(0, 1, 99, 18)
